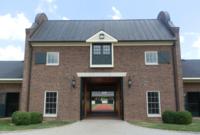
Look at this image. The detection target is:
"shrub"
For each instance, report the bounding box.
[162,110,192,125]
[12,111,31,125]
[30,112,43,124]
[162,111,176,124]
[174,111,192,125]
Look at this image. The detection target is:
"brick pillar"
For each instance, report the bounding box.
[19,13,48,112]
[20,29,32,111]
[172,27,184,111]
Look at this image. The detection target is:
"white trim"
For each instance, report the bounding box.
[182,77,200,82]
[43,91,58,117]
[146,91,161,117]
[113,41,173,46]
[86,31,118,43]
[77,72,127,77]
[90,43,114,68]
[145,51,158,65]
[31,41,173,47]
[0,78,22,81]
[0,78,23,83]
[46,52,59,66]
[183,77,200,80]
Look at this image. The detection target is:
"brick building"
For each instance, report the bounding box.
[0,11,199,121]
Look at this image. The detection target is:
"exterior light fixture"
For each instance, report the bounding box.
[128,77,132,88]
[71,76,76,88]
[99,33,105,39]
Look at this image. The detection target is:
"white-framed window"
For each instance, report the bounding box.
[90,43,113,68]
[44,91,58,117]
[146,91,161,117]
[145,51,158,65]
[46,52,59,65]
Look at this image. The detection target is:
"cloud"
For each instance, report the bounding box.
[184,32,200,36]
[0,45,24,60]
[111,6,122,20]
[192,37,200,48]
[62,16,69,20]
[192,36,200,57]
[180,35,184,43]
[0,13,31,41]
[35,0,58,14]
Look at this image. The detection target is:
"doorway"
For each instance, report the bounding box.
[0,92,19,117]
[185,92,200,116]
[80,77,124,120]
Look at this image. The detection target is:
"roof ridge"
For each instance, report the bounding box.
[47,19,158,21]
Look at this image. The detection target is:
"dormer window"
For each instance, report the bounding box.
[90,43,113,68]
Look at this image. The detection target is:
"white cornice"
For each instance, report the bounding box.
[183,77,200,83]
[86,31,118,43]
[77,72,127,77]
[0,78,23,83]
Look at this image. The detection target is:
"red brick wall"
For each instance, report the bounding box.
[183,83,200,93]
[0,83,21,93]
[28,45,177,121]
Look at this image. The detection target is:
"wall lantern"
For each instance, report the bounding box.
[71,76,76,88]
[128,77,132,88]
[99,33,105,39]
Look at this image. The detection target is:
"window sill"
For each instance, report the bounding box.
[90,64,114,68]
[43,114,57,117]
[46,63,59,66]
[145,63,159,66]
[147,114,161,117]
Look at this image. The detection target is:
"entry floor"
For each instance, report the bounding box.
[1,119,197,135]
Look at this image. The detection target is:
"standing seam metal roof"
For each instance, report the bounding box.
[182,60,200,78]
[0,61,23,78]
[30,19,176,42]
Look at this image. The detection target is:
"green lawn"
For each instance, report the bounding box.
[130,119,200,132]
[0,119,73,131]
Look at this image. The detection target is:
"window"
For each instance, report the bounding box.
[102,45,111,55]
[91,43,113,67]
[145,51,158,65]
[93,45,101,55]
[146,91,161,117]
[44,91,58,117]
[46,52,59,65]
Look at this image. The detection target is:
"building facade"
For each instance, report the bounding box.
[0,11,199,121]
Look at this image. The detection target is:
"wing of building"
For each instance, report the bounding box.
[0,11,199,120]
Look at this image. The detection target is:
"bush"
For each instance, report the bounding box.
[30,112,43,124]
[175,111,192,125]
[162,111,176,124]
[162,110,192,125]
[12,111,31,125]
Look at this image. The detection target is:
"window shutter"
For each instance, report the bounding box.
[158,51,171,64]
[35,52,46,64]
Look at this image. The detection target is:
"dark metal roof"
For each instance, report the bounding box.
[0,61,23,78]
[30,19,176,42]
[182,60,200,78]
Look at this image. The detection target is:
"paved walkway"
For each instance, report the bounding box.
[0,119,199,135]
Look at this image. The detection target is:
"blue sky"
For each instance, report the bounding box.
[0,0,200,60]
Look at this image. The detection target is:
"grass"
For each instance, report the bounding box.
[130,119,200,132]
[0,119,73,131]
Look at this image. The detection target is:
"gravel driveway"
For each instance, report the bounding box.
[0,119,199,135]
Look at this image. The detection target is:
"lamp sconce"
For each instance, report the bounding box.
[128,76,132,88]
[71,76,76,88]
